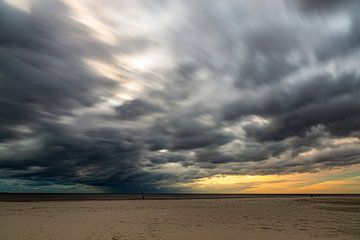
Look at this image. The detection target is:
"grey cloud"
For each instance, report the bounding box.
[170,120,233,150]
[296,0,355,12]
[1,0,360,192]
[0,0,115,126]
[0,1,158,191]
[115,99,163,120]
[229,72,360,141]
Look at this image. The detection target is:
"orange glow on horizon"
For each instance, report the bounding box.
[178,165,360,194]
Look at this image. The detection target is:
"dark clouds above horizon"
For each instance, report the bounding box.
[0,0,360,192]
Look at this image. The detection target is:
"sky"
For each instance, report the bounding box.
[0,0,360,193]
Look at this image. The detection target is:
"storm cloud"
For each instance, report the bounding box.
[0,0,359,192]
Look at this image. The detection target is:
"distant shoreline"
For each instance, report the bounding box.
[1,193,359,202]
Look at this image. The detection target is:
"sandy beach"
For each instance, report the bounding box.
[0,197,359,240]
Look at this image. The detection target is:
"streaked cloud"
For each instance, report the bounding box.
[0,0,359,192]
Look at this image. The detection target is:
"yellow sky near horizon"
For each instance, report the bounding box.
[179,165,360,194]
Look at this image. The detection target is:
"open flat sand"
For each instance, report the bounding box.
[0,197,359,240]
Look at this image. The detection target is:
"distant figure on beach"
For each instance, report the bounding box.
[142,195,145,200]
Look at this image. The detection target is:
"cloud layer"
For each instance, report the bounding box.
[0,0,360,192]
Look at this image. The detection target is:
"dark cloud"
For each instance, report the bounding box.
[170,120,233,150]
[228,72,360,141]
[115,99,163,120]
[0,0,153,191]
[0,0,359,192]
[0,123,162,192]
[0,0,115,126]
[296,0,356,12]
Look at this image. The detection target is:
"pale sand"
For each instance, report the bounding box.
[0,197,359,240]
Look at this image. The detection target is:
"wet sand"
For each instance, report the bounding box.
[0,197,359,240]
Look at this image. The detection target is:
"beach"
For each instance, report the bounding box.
[0,196,359,240]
